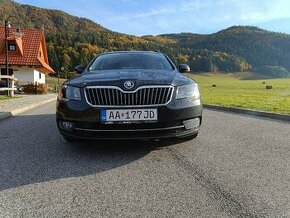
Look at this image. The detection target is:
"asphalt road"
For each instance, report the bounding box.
[0,101,290,217]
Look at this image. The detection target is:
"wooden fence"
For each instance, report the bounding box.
[0,75,17,97]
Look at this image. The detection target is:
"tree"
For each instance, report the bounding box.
[47,44,60,72]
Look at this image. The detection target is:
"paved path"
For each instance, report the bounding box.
[0,94,56,120]
[0,94,56,113]
[0,101,290,217]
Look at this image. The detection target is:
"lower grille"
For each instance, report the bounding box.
[85,86,174,107]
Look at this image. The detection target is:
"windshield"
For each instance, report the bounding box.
[89,53,174,71]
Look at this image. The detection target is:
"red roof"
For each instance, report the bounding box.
[0,27,54,73]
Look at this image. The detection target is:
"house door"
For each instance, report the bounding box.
[9,68,13,76]
[1,68,13,80]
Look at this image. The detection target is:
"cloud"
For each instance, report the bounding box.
[234,0,290,23]
[180,0,220,12]
[134,8,175,18]
[15,0,290,35]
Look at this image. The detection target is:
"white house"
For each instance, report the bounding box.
[0,27,54,85]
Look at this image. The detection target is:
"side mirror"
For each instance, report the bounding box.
[74,65,85,74]
[178,64,190,73]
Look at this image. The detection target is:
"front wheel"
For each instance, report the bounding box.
[62,135,78,142]
[184,132,198,140]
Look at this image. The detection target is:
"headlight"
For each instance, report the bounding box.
[176,84,200,100]
[58,85,81,101]
[66,86,81,100]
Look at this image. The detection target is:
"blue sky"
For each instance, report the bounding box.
[15,0,290,35]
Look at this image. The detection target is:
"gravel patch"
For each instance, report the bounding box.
[0,94,57,113]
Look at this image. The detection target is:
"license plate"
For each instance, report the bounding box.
[101,109,158,123]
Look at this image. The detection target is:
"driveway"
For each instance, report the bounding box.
[0,101,289,217]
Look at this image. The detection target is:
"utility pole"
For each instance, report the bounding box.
[4,19,10,96]
[4,15,22,97]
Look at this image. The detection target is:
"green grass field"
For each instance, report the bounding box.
[186,73,290,114]
[0,95,14,101]
[46,76,67,93]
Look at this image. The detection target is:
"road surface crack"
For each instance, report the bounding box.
[166,146,276,218]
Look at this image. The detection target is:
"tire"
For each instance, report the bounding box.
[62,135,78,142]
[184,132,198,140]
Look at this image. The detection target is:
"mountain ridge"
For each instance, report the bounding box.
[1,0,290,77]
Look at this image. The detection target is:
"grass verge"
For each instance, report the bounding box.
[46,76,67,93]
[0,95,20,101]
[186,73,290,114]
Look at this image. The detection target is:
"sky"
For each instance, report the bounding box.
[15,0,290,36]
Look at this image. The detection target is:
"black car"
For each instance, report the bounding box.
[56,51,202,141]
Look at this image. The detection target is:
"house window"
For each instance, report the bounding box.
[39,51,42,57]
[1,68,13,75]
[1,69,5,81]
[8,43,16,51]
[39,72,42,79]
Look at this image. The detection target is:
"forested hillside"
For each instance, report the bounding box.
[158,26,290,77]
[1,0,290,77]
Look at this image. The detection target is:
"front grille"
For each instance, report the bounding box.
[84,86,174,107]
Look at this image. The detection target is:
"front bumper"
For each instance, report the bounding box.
[56,97,202,140]
[59,125,199,140]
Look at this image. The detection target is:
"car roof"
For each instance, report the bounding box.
[99,51,163,56]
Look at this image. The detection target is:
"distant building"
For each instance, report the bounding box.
[0,27,54,84]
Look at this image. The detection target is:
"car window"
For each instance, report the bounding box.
[89,53,174,71]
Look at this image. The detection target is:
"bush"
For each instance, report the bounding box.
[255,66,290,78]
[23,83,47,94]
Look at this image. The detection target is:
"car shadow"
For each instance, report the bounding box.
[0,113,180,191]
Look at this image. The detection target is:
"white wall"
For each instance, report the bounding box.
[13,67,34,85]
[33,70,46,84]
[2,67,46,85]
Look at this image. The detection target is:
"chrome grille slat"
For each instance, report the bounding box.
[104,89,108,105]
[107,89,111,105]
[125,92,127,105]
[157,88,162,102]
[116,89,119,105]
[111,89,115,105]
[141,88,145,105]
[127,93,130,105]
[120,90,123,105]
[136,89,139,105]
[91,89,97,105]
[93,89,98,105]
[94,89,100,104]
[132,92,135,105]
[165,87,171,102]
[147,89,150,105]
[138,89,142,105]
[159,88,163,103]
[99,89,104,105]
[86,89,92,105]
[154,89,157,104]
[150,88,154,105]
[85,86,173,107]
[162,88,167,102]
[143,88,146,105]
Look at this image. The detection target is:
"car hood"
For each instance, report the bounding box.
[67,69,191,89]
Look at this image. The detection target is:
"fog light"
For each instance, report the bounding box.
[59,121,75,131]
[183,118,200,130]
